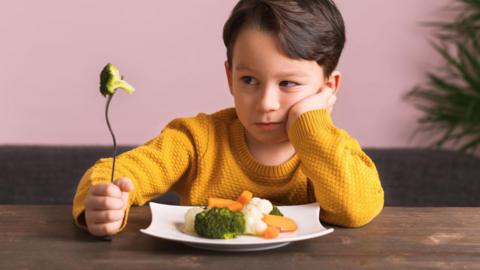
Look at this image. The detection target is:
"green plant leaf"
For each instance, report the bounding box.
[432,42,480,91]
[459,136,480,152]
[407,0,480,154]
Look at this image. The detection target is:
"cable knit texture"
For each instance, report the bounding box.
[72,107,384,230]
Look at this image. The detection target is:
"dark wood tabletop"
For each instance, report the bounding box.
[1,205,479,270]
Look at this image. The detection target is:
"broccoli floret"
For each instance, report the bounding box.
[194,207,245,239]
[269,205,283,216]
[100,63,135,96]
[98,63,136,183]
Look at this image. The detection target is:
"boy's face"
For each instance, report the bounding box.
[225,27,334,145]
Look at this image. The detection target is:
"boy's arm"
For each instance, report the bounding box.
[287,109,384,228]
[72,118,201,231]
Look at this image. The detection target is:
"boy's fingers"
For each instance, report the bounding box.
[320,86,334,96]
[328,103,335,113]
[90,183,122,198]
[326,94,336,113]
[86,209,125,224]
[87,221,122,237]
[85,196,124,210]
[121,191,130,205]
[328,95,337,106]
[113,178,134,193]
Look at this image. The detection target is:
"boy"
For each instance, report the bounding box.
[73,0,384,237]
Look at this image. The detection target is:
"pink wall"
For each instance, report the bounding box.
[1,0,451,147]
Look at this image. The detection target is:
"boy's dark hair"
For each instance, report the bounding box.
[223,0,346,78]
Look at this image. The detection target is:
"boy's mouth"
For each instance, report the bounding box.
[254,122,282,131]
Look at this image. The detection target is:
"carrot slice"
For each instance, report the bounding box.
[263,225,280,239]
[227,201,244,212]
[263,214,297,232]
[237,190,253,205]
[208,198,243,212]
[208,198,236,208]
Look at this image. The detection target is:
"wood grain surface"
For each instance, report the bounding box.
[0,206,479,270]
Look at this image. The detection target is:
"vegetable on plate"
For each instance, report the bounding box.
[183,191,297,240]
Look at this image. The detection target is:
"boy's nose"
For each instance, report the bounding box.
[256,85,281,113]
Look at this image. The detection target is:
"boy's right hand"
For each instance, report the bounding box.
[84,177,134,237]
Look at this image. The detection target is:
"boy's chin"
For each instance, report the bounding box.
[248,131,290,145]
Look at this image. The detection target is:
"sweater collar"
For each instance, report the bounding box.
[229,118,300,180]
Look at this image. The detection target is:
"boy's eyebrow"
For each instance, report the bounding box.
[235,65,309,78]
[235,65,255,72]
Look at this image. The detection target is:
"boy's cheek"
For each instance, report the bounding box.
[285,90,310,104]
[284,92,311,110]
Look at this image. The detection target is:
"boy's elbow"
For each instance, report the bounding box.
[323,195,384,228]
[342,197,384,228]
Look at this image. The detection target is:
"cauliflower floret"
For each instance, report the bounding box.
[183,207,204,234]
[241,197,273,235]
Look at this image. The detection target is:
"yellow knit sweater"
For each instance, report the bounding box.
[72,108,384,230]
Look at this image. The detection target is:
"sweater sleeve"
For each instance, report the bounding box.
[72,117,203,231]
[287,109,384,227]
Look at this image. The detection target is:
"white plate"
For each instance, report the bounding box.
[140,202,334,252]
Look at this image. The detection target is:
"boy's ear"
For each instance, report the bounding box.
[324,70,341,94]
[224,61,233,95]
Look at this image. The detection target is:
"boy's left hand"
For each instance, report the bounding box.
[286,87,337,131]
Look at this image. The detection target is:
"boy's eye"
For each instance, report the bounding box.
[279,81,298,88]
[240,76,259,85]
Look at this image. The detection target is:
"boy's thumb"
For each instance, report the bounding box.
[113,177,134,193]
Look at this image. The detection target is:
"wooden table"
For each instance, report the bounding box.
[1,206,479,270]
